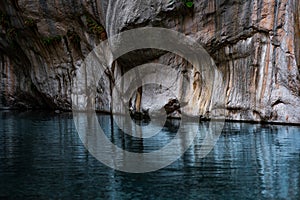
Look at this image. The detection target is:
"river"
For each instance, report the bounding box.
[0,111,299,199]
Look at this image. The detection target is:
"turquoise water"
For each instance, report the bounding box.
[0,111,300,199]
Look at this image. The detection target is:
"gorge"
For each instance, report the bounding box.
[1,0,300,123]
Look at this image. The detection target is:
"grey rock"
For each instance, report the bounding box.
[0,0,299,123]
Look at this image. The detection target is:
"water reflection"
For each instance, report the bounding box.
[74,112,202,173]
[0,111,299,199]
[202,123,300,199]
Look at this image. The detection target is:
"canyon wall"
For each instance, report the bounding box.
[0,0,300,123]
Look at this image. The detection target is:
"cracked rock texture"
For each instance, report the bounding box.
[0,0,300,123]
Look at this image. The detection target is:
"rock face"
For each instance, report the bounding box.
[0,0,300,123]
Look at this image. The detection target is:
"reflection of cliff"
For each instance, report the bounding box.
[1,0,300,123]
[197,123,300,199]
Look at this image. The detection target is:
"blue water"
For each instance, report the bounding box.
[0,111,300,199]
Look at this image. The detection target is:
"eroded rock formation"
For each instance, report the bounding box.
[0,0,300,123]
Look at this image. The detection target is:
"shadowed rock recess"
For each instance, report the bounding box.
[0,0,300,123]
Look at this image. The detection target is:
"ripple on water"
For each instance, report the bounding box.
[0,111,300,199]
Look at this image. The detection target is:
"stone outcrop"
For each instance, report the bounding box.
[0,0,300,123]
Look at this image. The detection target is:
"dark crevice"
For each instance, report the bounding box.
[271,99,285,107]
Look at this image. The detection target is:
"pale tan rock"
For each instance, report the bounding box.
[0,0,299,123]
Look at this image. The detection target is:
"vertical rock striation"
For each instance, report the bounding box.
[0,0,299,123]
[0,0,108,110]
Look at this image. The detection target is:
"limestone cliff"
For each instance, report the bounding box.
[0,0,300,123]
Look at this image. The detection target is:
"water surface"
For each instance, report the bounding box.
[0,111,299,199]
